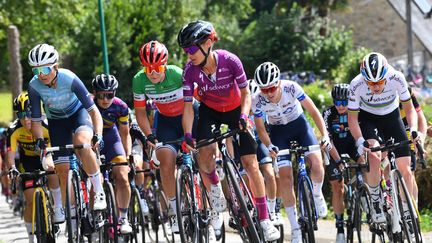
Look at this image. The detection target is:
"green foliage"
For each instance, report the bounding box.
[303,81,332,111]
[0,92,13,124]
[330,46,371,84]
[236,3,354,79]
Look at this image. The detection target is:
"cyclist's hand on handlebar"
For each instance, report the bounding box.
[356,137,370,155]
[146,134,157,148]
[9,166,19,177]
[92,134,104,150]
[320,135,332,151]
[181,133,195,153]
[239,113,253,131]
[35,138,47,153]
[268,144,279,159]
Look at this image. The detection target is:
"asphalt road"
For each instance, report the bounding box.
[1,193,431,243]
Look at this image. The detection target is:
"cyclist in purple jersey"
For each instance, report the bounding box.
[92,74,133,234]
[178,20,280,241]
[27,44,106,217]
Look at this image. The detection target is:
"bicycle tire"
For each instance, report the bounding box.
[225,161,260,243]
[65,170,82,243]
[34,190,48,243]
[176,166,196,243]
[103,182,118,243]
[156,189,174,243]
[393,170,423,243]
[298,176,316,243]
[128,187,146,243]
[196,172,209,243]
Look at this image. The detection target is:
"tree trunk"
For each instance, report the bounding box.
[7,25,22,119]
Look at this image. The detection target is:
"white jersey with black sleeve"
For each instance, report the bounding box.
[347,65,411,115]
[252,80,306,125]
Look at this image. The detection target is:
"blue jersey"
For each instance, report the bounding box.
[28,69,96,120]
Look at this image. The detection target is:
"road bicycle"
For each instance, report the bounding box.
[278,141,319,243]
[370,139,423,243]
[17,169,58,242]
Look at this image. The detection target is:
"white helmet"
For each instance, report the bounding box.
[254,62,280,88]
[360,52,388,82]
[248,79,260,96]
[28,43,59,67]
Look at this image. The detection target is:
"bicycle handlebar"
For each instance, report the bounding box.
[195,129,239,149]
[45,144,92,152]
[369,140,411,153]
[278,144,321,156]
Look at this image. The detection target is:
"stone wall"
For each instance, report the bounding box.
[331,0,428,59]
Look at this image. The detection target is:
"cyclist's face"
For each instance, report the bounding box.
[34,64,58,85]
[19,116,31,130]
[95,91,115,109]
[335,103,348,114]
[187,40,210,66]
[262,85,281,103]
[366,80,385,94]
[145,71,165,84]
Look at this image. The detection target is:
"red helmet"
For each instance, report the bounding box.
[139,41,168,68]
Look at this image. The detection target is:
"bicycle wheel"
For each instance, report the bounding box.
[298,176,316,243]
[393,170,422,243]
[65,170,82,243]
[176,166,196,243]
[34,190,48,243]
[196,172,209,243]
[128,187,146,243]
[155,189,174,243]
[225,161,260,243]
[102,182,118,243]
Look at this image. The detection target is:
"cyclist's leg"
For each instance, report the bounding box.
[327,157,345,237]
[257,141,277,215]
[71,108,106,209]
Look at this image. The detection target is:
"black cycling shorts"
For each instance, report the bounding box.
[19,155,44,190]
[197,103,257,156]
[327,138,358,181]
[359,108,410,158]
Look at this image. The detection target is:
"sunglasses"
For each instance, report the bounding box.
[334,100,348,107]
[32,65,54,76]
[183,45,200,55]
[143,65,166,74]
[260,85,278,94]
[366,79,386,86]
[96,92,115,100]
[17,111,31,119]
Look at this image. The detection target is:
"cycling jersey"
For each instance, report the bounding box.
[399,88,421,126]
[348,66,411,115]
[28,68,96,120]
[7,119,50,157]
[182,50,247,112]
[252,80,306,125]
[133,65,184,117]
[322,106,353,142]
[96,97,129,129]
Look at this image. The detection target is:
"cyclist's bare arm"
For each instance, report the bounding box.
[119,122,132,157]
[347,111,362,142]
[329,140,341,161]
[254,117,271,147]
[301,96,329,138]
[182,101,194,135]
[88,108,103,136]
[240,87,251,116]
[136,106,152,136]
[31,121,44,139]
[6,151,15,170]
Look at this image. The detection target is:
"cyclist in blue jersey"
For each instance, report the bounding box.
[92,74,133,234]
[27,44,106,218]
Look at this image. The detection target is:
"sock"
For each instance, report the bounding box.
[312,181,323,197]
[70,205,76,217]
[119,208,128,219]
[335,213,344,233]
[369,185,381,202]
[275,197,282,213]
[256,196,269,221]
[206,169,220,184]
[88,171,103,194]
[25,222,35,243]
[51,187,62,208]
[169,197,177,216]
[267,197,276,214]
[286,206,300,229]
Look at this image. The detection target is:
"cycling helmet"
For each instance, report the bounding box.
[360,52,388,82]
[92,74,119,92]
[139,41,168,67]
[248,79,260,96]
[177,20,217,48]
[331,83,350,100]
[28,43,59,67]
[13,92,30,112]
[254,62,280,88]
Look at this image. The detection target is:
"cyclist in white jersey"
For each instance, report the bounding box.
[347,52,418,223]
[252,62,330,243]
